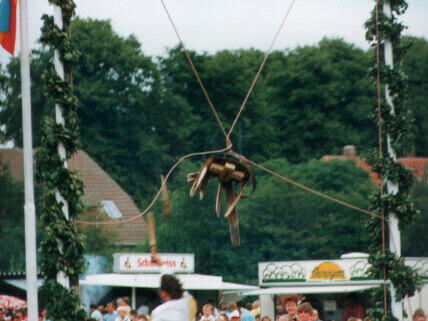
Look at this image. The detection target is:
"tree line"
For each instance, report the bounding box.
[0,18,426,280]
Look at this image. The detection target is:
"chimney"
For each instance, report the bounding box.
[343,145,357,158]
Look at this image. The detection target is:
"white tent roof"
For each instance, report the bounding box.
[80,273,258,292]
[221,282,258,292]
[3,279,44,290]
[245,284,378,296]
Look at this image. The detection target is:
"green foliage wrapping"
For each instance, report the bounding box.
[36,0,86,319]
[368,252,421,299]
[364,0,421,319]
[40,16,80,66]
[366,287,398,321]
[47,0,76,25]
[39,281,86,321]
[38,193,85,282]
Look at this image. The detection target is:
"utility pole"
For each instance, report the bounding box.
[383,1,403,319]
[19,0,39,319]
[53,4,70,290]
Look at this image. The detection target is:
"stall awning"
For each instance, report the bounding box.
[3,279,44,291]
[245,284,378,296]
[221,282,258,292]
[80,273,258,292]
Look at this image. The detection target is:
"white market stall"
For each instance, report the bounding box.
[79,253,258,309]
[245,253,428,321]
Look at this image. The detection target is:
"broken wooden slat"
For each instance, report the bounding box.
[215,179,223,217]
[224,181,240,247]
[210,163,245,181]
[160,175,171,218]
[187,172,199,182]
[224,179,250,218]
[146,212,161,264]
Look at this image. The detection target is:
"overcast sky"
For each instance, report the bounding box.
[1,0,428,62]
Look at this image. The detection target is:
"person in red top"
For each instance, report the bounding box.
[343,296,365,321]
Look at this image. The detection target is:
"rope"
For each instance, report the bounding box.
[227,0,298,138]
[406,295,414,321]
[228,151,385,220]
[75,146,231,226]
[76,146,385,226]
[375,0,388,314]
[159,0,229,143]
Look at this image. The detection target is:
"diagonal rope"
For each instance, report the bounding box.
[227,0,298,138]
[229,150,385,220]
[75,145,231,226]
[77,145,386,226]
[159,0,229,143]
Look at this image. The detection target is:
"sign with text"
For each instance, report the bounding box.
[258,257,428,286]
[114,253,194,274]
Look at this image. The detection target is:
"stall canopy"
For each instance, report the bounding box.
[80,273,258,292]
[244,284,378,296]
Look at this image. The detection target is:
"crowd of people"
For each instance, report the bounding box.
[88,297,150,321]
[22,274,417,321]
[0,308,27,321]
[84,275,427,321]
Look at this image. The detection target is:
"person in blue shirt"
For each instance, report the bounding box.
[239,302,256,321]
[90,304,102,321]
[102,303,118,321]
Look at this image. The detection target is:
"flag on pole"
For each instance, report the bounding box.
[0,0,17,55]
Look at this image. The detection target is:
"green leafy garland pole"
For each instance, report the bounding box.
[364,1,421,320]
[36,1,86,320]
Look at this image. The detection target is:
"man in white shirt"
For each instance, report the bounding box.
[151,274,196,321]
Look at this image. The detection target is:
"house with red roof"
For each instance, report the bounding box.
[0,148,147,246]
[322,145,428,183]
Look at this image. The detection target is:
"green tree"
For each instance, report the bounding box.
[264,38,377,162]
[0,160,25,271]
[402,181,428,256]
[2,33,427,207]
[0,18,196,205]
[159,47,278,159]
[0,53,50,147]
[402,37,428,156]
[71,18,200,204]
[79,205,118,255]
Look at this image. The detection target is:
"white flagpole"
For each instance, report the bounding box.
[19,0,39,319]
